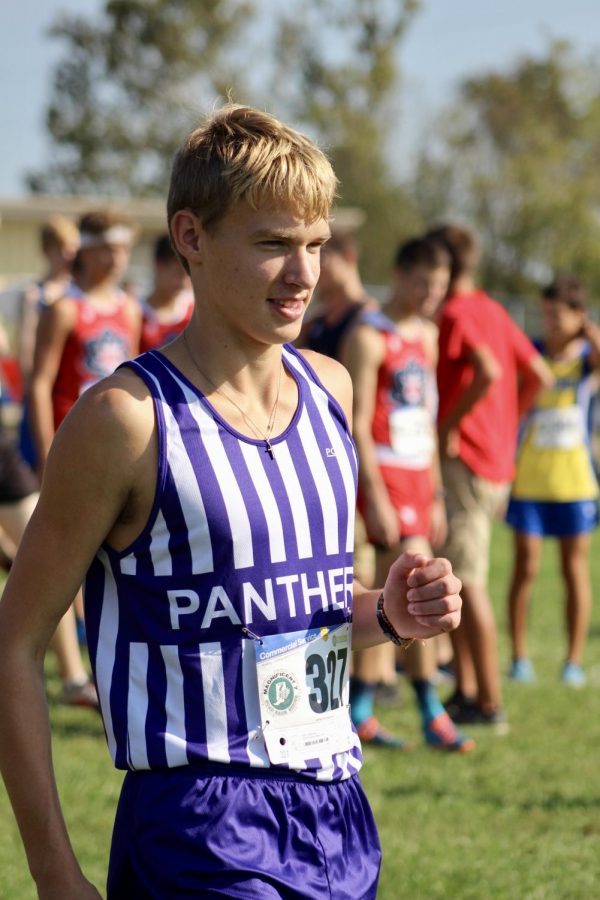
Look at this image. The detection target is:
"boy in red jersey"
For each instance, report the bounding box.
[29,209,141,474]
[343,237,474,751]
[28,209,141,651]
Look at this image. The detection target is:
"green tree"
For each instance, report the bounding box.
[411,41,600,298]
[31,0,425,283]
[268,0,423,283]
[28,0,254,197]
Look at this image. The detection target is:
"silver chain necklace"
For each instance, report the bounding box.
[183,330,282,459]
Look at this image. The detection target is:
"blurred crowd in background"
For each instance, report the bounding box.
[0,202,598,753]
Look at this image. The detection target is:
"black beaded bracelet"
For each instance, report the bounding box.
[376,592,415,649]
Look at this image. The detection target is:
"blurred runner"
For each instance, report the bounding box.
[139,234,193,352]
[506,275,600,687]
[343,236,474,751]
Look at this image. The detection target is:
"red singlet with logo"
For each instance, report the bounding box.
[52,287,136,428]
[139,292,194,353]
[363,312,437,538]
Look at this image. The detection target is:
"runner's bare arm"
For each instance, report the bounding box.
[429,433,448,548]
[17,283,42,375]
[416,321,448,546]
[517,351,554,417]
[341,324,401,548]
[0,369,155,899]
[438,344,501,457]
[422,319,439,369]
[29,298,77,472]
[125,293,143,356]
[583,319,600,370]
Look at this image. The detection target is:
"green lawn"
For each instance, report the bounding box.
[1,522,599,898]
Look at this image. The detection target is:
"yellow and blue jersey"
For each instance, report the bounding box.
[512,342,598,502]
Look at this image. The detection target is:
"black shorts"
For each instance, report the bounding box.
[0,432,38,502]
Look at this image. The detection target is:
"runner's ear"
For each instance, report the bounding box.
[170,210,204,268]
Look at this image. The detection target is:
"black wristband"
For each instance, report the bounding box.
[376,593,415,649]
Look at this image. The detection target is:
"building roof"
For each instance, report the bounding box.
[0,194,364,232]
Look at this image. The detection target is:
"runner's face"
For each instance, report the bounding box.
[46,241,79,272]
[80,241,131,285]
[541,298,585,341]
[155,258,190,297]
[393,264,449,317]
[317,246,352,298]
[197,201,331,345]
[421,265,450,320]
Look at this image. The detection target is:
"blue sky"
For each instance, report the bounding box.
[1,0,599,196]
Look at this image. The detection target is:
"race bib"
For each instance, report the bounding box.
[533,407,584,450]
[389,407,435,467]
[255,622,353,767]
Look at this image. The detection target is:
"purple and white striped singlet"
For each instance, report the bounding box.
[84,344,363,782]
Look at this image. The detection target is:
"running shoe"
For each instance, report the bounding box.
[561,662,586,688]
[443,689,477,721]
[356,716,413,749]
[508,657,536,683]
[451,704,510,735]
[424,712,476,753]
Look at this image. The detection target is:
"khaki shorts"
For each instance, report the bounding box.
[440,457,509,586]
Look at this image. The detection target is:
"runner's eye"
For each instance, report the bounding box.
[259,240,286,249]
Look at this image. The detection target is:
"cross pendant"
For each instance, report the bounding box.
[265,439,274,459]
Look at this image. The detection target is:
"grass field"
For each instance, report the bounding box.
[1,521,599,898]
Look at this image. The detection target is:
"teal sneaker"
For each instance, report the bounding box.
[561,662,586,688]
[508,658,536,683]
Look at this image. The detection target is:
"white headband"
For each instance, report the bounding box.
[79,226,133,248]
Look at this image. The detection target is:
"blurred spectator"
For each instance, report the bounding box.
[29,208,141,474]
[18,216,80,377]
[299,234,403,744]
[342,236,474,751]
[28,208,141,644]
[140,234,193,352]
[0,317,96,708]
[299,232,375,358]
[506,275,600,687]
[18,216,80,468]
[428,223,553,732]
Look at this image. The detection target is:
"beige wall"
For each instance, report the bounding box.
[0,194,170,291]
[0,221,42,286]
[0,194,364,291]
[0,224,162,289]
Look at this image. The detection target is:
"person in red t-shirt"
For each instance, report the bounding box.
[428,224,553,731]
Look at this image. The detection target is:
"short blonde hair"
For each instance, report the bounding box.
[40,215,79,253]
[167,105,337,256]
